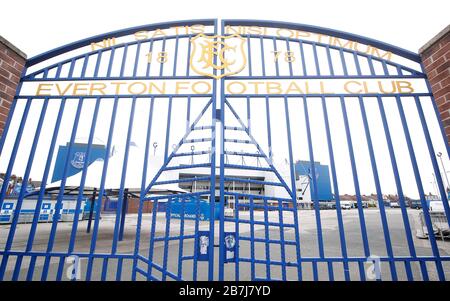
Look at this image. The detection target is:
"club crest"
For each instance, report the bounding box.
[190,33,247,79]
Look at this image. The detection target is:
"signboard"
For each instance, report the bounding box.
[295,160,333,201]
[51,143,106,183]
[196,230,210,261]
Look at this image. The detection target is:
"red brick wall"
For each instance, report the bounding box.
[420,27,450,143]
[0,37,26,137]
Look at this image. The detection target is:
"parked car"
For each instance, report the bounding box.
[410,200,422,209]
[340,201,352,210]
[390,201,400,208]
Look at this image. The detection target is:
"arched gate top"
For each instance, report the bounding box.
[26,18,421,68]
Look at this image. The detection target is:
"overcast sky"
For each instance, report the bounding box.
[1,0,449,58]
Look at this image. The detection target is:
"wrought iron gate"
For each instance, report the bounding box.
[0,19,449,281]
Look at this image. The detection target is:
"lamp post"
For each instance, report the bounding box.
[437,152,450,192]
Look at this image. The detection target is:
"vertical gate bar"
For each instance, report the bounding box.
[0,98,31,212]
[192,195,200,281]
[119,45,128,77]
[24,98,66,281]
[358,96,398,280]
[163,97,172,163]
[283,96,302,280]
[325,46,335,76]
[186,96,191,132]
[106,47,116,77]
[265,97,273,160]
[367,57,375,76]
[381,59,389,75]
[250,196,256,280]
[327,261,334,281]
[146,199,159,280]
[272,37,280,76]
[353,53,362,76]
[419,261,429,281]
[85,96,119,281]
[277,199,287,281]
[93,50,103,77]
[186,36,191,76]
[80,54,89,77]
[146,40,154,77]
[67,97,101,255]
[172,36,179,76]
[298,40,307,76]
[41,97,84,281]
[2,98,48,279]
[395,95,445,280]
[340,96,371,258]
[247,34,252,76]
[414,96,450,227]
[312,43,321,75]
[321,96,350,281]
[376,95,418,281]
[56,257,65,281]
[235,195,240,281]
[246,97,251,134]
[217,82,224,280]
[279,96,300,280]
[54,63,62,78]
[215,19,222,281]
[132,42,141,77]
[101,258,108,281]
[302,96,325,259]
[312,261,318,281]
[116,258,123,281]
[339,49,348,76]
[260,37,266,76]
[263,198,271,280]
[12,255,22,281]
[358,261,366,281]
[67,58,76,78]
[420,62,450,159]
[285,38,294,76]
[112,96,137,253]
[162,197,172,281]
[132,97,154,281]
[177,197,186,279]
[159,37,166,76]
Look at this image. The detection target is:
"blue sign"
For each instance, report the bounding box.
[223,232,237,263]
[196,230,210,261]
[169,196,220,221]
[51,143,106,183]
[295,160,333,201]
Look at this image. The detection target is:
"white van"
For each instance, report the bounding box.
[429,201,449,212]
[340,201,353,210]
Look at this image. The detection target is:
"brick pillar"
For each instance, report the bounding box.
[419,25,450,144]
[0,35,27,137]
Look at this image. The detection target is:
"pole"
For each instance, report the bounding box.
[119,188,129,241]
[86,187,97,233]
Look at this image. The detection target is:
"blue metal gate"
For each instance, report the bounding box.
[0,19,449,281]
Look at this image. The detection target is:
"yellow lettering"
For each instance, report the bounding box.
[36,83,52,96]
[344,81,362,94]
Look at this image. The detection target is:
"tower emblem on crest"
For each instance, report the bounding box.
[190,34,247,79]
